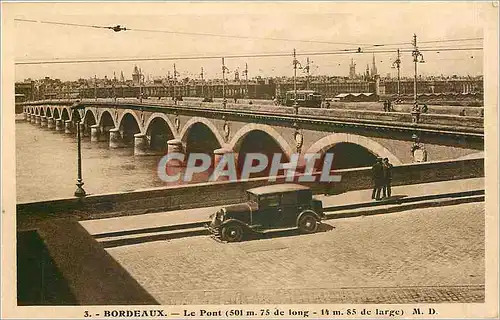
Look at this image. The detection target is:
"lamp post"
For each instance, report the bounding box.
[392,48,401,102]
[292,48,302,114]
[411,34,425,123]
[222,57,229,109]
[244,63,249,99]
[94,75,97,101]
[138,68,145,103]
[72,104,86,197]
[173,64,179,102]
[412,34,425,104]
[304,57,311,90]
[200,67,205,97]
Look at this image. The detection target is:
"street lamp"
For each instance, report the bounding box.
[94,75,98,101]
[71,103,86,197]
[222,57,230,109]
[292,48,302,114]
[412,34,425,105]
[392,48,401,102]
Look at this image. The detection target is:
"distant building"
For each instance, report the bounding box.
[349,59,356,79]
[15,81,35,102]
[132,66,141,85]
[371,54,378,77]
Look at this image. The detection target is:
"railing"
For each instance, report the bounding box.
[17,157,484,227]
[19,98,484,135]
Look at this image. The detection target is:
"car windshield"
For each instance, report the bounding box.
[246,191,258,203]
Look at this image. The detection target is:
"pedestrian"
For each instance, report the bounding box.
[382,158,393,199]
[387,100,392,112]
[421,104,428,113]
[412,103,420,113]
[234,97,238,103]
[325,100,330,109]
[383,100,388,112]
[371,158,384,201]
[459,108,466,116]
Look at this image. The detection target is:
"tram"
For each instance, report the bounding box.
[284,90,323,108]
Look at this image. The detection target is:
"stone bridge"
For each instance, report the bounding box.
[21,99,484,170]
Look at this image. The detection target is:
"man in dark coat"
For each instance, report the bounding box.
[382,158,393,198]
[371,158,384,200]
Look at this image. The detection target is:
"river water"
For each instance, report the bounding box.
[16,122,210,203]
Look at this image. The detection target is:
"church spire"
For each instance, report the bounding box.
[371,53,378,77]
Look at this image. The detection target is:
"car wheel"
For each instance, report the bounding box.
[221,223,244,242]
[298,213,319,234]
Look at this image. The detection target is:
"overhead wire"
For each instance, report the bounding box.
[14,18,483,49]
[14,18,115,30]
[15,47,484,65]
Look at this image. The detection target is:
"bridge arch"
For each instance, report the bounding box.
[46,108,52,118]
[98,108,118,128]
[229,123,294,159]
[82,109,97,137]
[53,108,60,119]
[180,118,224,160]
[180,117,225,147]
[117,111,143,133]
[144,113,177,152]
[118,111,142,146]
[305,133,402,167]
[40,107,45,116]
[61,108,70,121]
[229,124,294,177]
[144,113,177,139]
[98,110,116,141]
[83,109,97,124]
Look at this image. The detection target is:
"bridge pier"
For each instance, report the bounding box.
[167,139,184,166]
[90,125,100,143]
[212,148,238,181]
[109,128,122,149]
[47,117,55,129]
[81,124,90,138]
[40,116,47,127]
[99,125,112,142]
[34,115,41,125]
[134,133,149,156]
[64,120,73,134]
[24,112,28,121]
[55,119,64,131]
[26,113,31,122]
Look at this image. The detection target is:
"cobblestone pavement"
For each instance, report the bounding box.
[106,202,485,304]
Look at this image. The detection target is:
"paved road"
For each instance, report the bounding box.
[105,202,484,304]
[80,177,484,236]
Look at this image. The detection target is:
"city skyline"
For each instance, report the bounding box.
[11,2,484,82]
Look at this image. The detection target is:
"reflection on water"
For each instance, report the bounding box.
[16,122,210,203]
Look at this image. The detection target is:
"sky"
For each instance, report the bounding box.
[6,2,489,82]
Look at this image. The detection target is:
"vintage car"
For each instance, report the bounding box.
[207,184,324,242]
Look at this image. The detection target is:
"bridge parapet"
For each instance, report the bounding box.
[20,99,484,133]
[17,157,484,229]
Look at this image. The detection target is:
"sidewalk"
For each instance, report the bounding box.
[80,177,484,236]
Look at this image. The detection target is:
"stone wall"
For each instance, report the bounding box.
[17,158,484,225]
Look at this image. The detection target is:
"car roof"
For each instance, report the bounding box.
[247,184,311,196]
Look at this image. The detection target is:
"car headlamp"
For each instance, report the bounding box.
[217,209,225,221]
